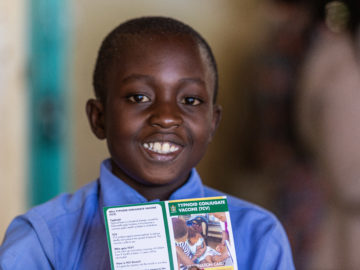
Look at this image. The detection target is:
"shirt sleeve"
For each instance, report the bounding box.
[255,220,295,270]
[0,216,53,270]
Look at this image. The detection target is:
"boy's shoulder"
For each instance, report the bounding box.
[0,180,101,269]
[24,179,100,224]
[203,185,281,229]
[203,185,271,212]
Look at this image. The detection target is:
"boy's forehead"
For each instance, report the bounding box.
[107,33,216,95]
[117,33,199,57]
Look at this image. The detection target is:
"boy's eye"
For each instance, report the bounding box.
[127,94,150,103]
[181,96,203,106]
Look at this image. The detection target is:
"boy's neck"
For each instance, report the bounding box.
[110,160,189,201]
[133,184,177,201]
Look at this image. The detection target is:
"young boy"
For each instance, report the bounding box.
[0,16,294,269]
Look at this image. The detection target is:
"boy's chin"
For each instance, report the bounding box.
[110,159,191,189]
[112,163,190,187]
[135,173,188,187]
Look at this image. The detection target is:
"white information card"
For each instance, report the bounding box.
[104,197,238,270]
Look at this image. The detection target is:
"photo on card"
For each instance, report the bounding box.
[168,198,236,270]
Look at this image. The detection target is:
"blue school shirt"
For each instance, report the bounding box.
[0,159,295,269]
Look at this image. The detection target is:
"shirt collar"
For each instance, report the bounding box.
[99,159,205,207]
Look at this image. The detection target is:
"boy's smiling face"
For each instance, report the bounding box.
[87,33,221,195]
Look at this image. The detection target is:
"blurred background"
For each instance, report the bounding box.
[1,0,360,269]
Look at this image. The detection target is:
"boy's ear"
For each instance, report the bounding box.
[209,104,222,142]
[86,99,106,140]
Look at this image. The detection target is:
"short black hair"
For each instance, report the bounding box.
[93,16,219,103]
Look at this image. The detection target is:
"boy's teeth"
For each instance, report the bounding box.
[153,142,160,152]
[162,142,170,153]
[143,142,179,154]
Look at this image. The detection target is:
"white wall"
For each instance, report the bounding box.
[0,0,26,239]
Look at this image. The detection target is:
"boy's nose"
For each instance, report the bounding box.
[148,102,183,129]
